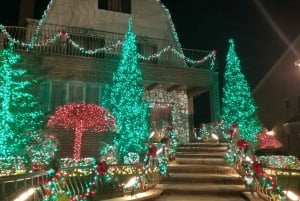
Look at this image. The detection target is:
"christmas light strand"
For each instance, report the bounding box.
[0,25,216,69]
[0,0,217,70]
[157,0,184,56]
[30,0,54,46]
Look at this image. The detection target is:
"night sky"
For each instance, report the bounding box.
[1,0,300,89]
[161,0,300,89]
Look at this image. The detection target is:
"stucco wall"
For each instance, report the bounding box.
[41,0,173,41]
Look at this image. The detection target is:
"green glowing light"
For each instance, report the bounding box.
[221,39,262,143]
[102,19,149,162]
[0,44,44,158]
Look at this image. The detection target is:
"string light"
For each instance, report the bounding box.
[157,0,184,56]
[258,155,300,170]
[0,24,216,69]
[29,0,54,46]
[47,103,116,159]
[124,152,140,164]
[99,144,117,164]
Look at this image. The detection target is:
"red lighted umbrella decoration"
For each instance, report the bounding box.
[47,103,116,159]
[257,132,282,150]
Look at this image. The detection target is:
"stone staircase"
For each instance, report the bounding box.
[151,142,249,201]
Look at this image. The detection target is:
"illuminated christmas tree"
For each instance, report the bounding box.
[102,19,149,162]
[0,44,44,158]
[221,39,262,143]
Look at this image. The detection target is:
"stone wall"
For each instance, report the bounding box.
[144,89,190,144]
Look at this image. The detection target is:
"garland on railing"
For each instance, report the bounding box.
[59,157,96,168]
[258,155,300,170]
[0,0,217,70]
[194,121,299,201]
[0,156,28,176]
[38,159,161,201]
[191,119,226,142]
[144,131,176,176]
[38,120,177,201]
[223,123,288,201]
[0,26,216,69]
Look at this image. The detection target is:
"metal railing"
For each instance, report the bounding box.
[2,163,161,201]
[264,167,300,195]
[0,170,49,201]
[195,122,300,201]
[0,24,216,70]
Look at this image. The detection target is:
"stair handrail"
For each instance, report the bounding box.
[223,126,293,201]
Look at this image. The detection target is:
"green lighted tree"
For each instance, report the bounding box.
[102,19,149,162]
[221,39,262,143]
[0,45,44,158]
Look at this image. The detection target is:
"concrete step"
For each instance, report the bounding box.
[161,173,243,185]
[168,164,237,174]
[149,194,247,201]
[242,192,266,201]
[100,188,163,201]
[176,146,228,152]
[175,152,226,158]
[155,183,246,196]
[175,157,227,165]
[179,142,228,148]
[144,142,248,201]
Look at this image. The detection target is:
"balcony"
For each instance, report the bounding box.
[0,24,216,70]
[0,24,219,97]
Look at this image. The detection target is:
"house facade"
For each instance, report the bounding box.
[0,0,220,157]
[253,35,300,158]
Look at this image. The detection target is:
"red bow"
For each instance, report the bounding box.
[147,145,157,158]
[96,160,108,176]
[252,161,263,178]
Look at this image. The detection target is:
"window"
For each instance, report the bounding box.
[47,81,102,113]
[68,82,101,104]
[86,83,100,104]
[38,81,50,113]
[98,0,131,13]
[69,83,84,102]
[51,80,66,111]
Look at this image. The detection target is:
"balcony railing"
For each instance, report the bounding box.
[0,24,216,70]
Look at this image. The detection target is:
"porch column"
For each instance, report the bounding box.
[209,72,220,122]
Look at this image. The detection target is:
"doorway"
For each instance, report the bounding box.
[193,91,211,128]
